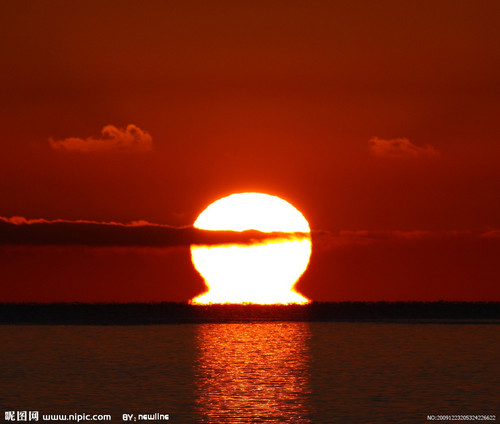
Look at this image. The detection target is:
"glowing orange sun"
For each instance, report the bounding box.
[190,192,311,304]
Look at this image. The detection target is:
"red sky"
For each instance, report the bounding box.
[0,0,498,302]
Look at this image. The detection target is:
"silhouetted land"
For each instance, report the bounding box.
[0,302,499,324]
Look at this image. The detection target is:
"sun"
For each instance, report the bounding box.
[190,193,311,304]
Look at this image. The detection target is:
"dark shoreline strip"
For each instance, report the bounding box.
[0,302,499,325]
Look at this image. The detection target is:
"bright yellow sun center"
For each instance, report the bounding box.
[190,192,311,304]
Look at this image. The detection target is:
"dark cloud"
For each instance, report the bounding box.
[49,124,153,152]
[311,229,487,250]
[482,230,500,238]
[0,216,307,247]
[3,217,494,250]
[369,137,439,158]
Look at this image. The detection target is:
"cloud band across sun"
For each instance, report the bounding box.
[0,217,307,248]
[1,216,496,249]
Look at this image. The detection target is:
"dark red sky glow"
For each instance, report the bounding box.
[0,0,498,302]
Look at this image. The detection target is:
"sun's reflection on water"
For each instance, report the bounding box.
[194,322,311,423]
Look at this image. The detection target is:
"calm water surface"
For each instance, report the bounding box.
[1,323,498,423]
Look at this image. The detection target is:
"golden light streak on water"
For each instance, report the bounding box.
[194,322,312,423]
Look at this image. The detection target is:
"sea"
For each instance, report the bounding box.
[1,322,498,423]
